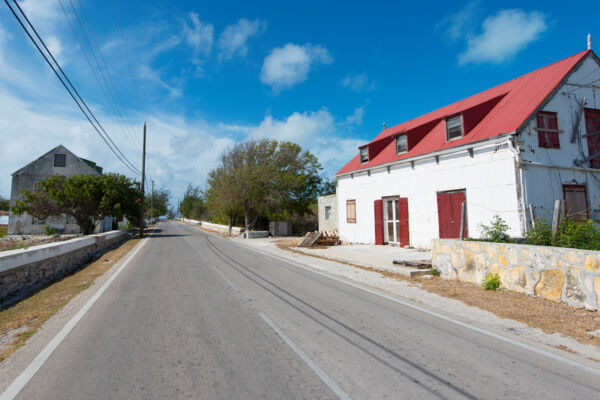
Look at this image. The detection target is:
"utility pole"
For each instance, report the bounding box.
[151,180,155,224]
[139,122,146,237]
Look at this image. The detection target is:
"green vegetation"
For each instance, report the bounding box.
[430,267,441,277]
[482,272,501,290]
[475,215,600,251]
[145,186,170,219]
[479,214,511,243]
[12,173,141,235]
[179,184,206,220]
[0,226,7,237]
[206,139,322,232]
[44,224,56,236]
[0,196,9,211]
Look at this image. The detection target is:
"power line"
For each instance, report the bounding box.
[57,0,139,153]
[65,0,141,150]
[111,0,143,112]
[74,0,142,148]
[4,0,141,175]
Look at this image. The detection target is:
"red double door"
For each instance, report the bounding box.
[374,197,409,247]
[437,190,467,239]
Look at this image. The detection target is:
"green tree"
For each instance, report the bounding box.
[0,196,9,211]
[319,178,337,196]
[179,184,205,220]
[145,186,170,218]
[206,139,322,231]
[12,173,140,235]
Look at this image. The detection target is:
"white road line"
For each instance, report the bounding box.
[259,312,352,400]
[216,234,600,378]
[0,229,154,400]
[211,265,237,290]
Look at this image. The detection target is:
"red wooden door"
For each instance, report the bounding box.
[374,199,384,245]
[437,190,467,238]
[585,109,600,168]
[398,198,409,247]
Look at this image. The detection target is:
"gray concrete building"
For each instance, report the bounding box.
[8,145,103,235]
[318,194,338,233]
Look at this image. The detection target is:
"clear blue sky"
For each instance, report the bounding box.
[0,0,597,202]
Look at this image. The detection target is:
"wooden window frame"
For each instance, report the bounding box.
[537,111,560,149]
[445,114,464,141]
[563,184,589,221]
[346,199,357,223]
[395,134,408,155]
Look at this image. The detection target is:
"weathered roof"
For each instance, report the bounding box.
[337,49,593,175]
[11,145,102,176]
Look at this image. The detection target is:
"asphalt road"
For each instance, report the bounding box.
[7,221,600,399]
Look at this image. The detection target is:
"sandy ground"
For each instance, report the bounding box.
[229,236,600,362]
[0,235,77,252]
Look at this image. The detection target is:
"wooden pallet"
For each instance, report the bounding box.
[298,231,321,247]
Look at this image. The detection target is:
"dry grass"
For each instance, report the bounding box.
[0,236,141,362]
[277,242,600,349]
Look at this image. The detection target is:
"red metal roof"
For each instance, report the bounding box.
[337,50,592,175]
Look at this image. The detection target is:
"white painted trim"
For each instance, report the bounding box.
[337,133,514,178]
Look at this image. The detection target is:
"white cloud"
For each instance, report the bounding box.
[260,43,333,93]
[46,35,63,59]
[182,12,214,55]
[458,9,548,65]
[217,18,263,61]
[341,73,375,92]
[437,0,480,41]
[345,107,364,125]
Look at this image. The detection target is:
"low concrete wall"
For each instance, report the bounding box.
[0,230,130,304]
[179,218,244,235]
[242,231,269,239]
[432,239,600,310]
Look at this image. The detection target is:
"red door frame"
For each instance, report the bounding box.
[374,199,383,245]
[437,190,467,239]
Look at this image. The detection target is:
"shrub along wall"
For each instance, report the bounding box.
[432,239,600,310]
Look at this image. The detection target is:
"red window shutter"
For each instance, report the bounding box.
[374,200,383,245]
[585,109,600,168]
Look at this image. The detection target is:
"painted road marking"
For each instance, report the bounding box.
[0,230,154,400]
[202,228,600,378]
[259,312,352,400]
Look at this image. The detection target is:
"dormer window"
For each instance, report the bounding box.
[360,147,369,164]
[396,135,408,154]
[446,114,463,141]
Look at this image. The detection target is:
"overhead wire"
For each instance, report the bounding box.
[57,0,140,153]
[65,0,141,150]
[74,0,142,148]
[4,0,141,175]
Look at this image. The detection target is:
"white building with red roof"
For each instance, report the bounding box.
[335,48,600,248]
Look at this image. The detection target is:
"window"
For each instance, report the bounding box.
[346,200,356,223]
[32,216,45,225]
[396,135,408,154]
[537,112,560,149]
[325,206,332,220]
[359,147,369,164]
[585,109,600,168]
[563,185,588,221]
[54,153,66,167]
[446,114,463,141]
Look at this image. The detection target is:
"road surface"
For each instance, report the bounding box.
[4,221,600,399]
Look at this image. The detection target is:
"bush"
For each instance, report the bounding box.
[124,220,133,229]
[479,215,511,243]
[482,272,501,290]
[430,267,440,277]
[45,224,56,235]
[525,218,553,246]
[554,219,600,250]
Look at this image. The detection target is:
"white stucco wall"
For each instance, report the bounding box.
[337,140,521,248]
[518,55,600,224]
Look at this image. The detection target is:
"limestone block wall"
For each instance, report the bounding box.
[0,230,130,304]
[432,239,600,310]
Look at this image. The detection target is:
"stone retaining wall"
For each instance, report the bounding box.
[431,239,600,310]
[0,230,130,305]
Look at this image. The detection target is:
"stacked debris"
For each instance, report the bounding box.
[298,230,340,247]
